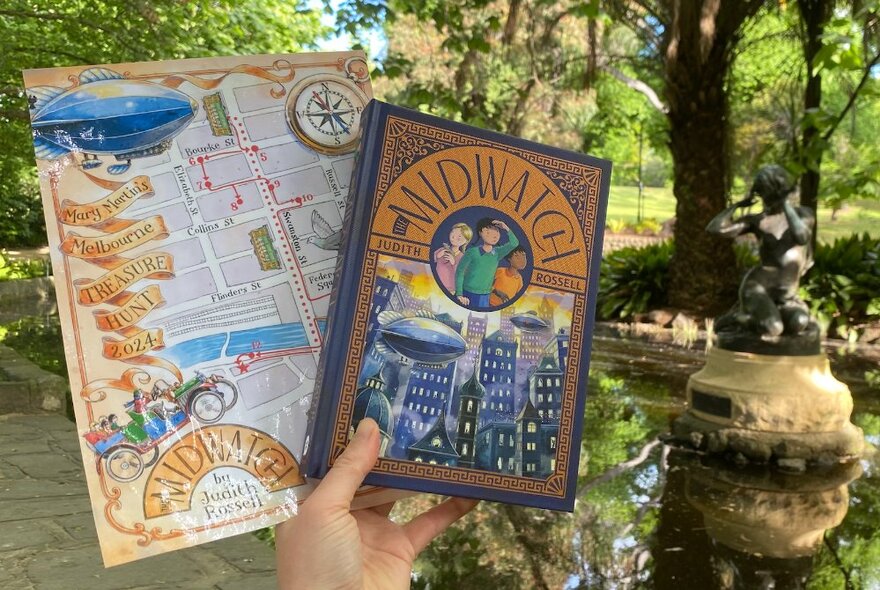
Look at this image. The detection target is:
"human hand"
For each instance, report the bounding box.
[458,295,470,306]
[493,220,510,232]
[275,419,479,590]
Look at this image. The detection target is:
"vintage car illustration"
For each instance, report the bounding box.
[82,372,238,482]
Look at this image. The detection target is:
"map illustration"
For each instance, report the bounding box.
[24,52,397,566]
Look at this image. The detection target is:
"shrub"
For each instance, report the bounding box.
[603,218,664,236]
[606,218,628,234]
[800,233,880,340]
[0,250,50,281]
[597,241,766,321]
[597,241,673,320]
[597,234,880,339]
[633,218,662,235]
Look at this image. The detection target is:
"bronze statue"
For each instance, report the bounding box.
[707,165,818,351]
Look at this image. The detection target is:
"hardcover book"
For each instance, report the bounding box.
[306,101,610,510]
[23,51,403,566]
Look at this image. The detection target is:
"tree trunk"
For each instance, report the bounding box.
[798,0,832,233]
[664,1,763,312]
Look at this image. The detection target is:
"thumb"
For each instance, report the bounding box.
[309,418,380,511]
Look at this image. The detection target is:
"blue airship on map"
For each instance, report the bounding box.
[375,311,467,365]
[28,67,198,175]
[511,310,550,332]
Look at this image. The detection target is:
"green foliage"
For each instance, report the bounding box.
[820,141,880,211]
[597,241,673,320]
[252,526,275,548]
[853,412,880,437]
[866,370,880,392]
[412,520,517,590]
[733,240,760,272]
[0,251,49,281]
[800,233,880,339]
[632,218,662,235]
[604,217,664,236]
[367,0,670,184]
[581,74,669,186]
[0,315,66,377]
[606,219,628,234]
[597,232,880,341]
[729,8,802,181]
[581,372,650,474]
[729,2,880,222]
[0,0,327,247]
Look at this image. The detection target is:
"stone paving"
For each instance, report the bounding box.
[0,414,278,590]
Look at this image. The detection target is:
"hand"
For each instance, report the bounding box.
[442,250,455,264]
[736,194,756,209]
[457,296,470,306]
[493,220,510,232]
[275,419,478,590]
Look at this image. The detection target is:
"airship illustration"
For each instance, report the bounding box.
[375,311,467,365]
[28,67,198,175]
[510,310,550,332]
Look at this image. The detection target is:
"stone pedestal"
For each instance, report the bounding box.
[673,347,863,463]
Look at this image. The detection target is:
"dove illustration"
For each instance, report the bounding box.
[307,209,342,250]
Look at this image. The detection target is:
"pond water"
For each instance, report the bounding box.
[2,312,878,589]
[567,330,880,590]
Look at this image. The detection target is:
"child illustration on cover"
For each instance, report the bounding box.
[433,222,473,293]
[489,246,527,306]
[455,218,519,309]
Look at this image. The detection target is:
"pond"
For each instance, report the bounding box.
[404,329,880,590]
[2,312,878,589]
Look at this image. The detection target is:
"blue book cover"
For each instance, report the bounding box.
[306,100,610,511]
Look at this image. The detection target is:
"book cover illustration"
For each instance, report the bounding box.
[309,101,610,511]
[24,52,398,566]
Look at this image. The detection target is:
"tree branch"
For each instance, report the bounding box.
[502,0,522,46]
[578,438,663,494]
[8,45,92,64]
[501,505,551,590]
[603,65,669,114]
[822,48,880,142]
[823,533,855,590]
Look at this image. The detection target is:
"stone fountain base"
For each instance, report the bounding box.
[672,347,864,464]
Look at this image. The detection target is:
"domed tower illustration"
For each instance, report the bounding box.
[455,369,485,468]
[351,371,394,456]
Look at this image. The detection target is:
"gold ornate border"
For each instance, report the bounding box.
[329,116,604,498]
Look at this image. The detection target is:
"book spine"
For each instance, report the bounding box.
[304,100,383,478]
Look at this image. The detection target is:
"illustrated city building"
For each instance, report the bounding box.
[353,271,566,478]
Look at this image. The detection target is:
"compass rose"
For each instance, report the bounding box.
[286,75,369,155]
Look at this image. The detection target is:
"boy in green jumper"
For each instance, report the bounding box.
[455,218,519,309]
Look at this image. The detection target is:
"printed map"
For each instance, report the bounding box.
[24,52,395,566]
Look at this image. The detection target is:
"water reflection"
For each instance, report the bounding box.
[665,452,860,589]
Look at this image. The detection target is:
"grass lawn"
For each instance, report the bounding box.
[607,185,878,242]
[816,199,880,242]
[607,185,677,226]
